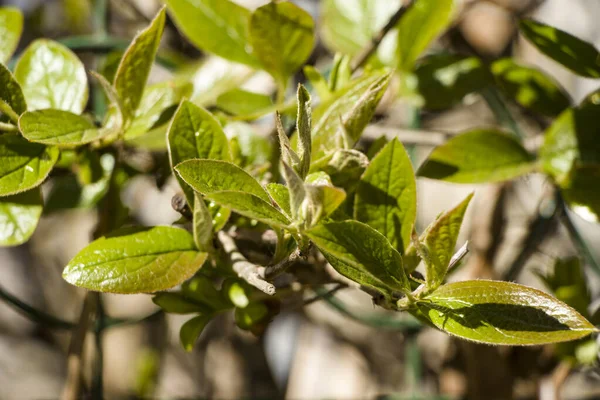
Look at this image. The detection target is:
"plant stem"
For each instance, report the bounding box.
[0,121,18,132]
[91,293,104,400]
[480,86,524,139]
[0,100,19,124]
[350,0,415,72]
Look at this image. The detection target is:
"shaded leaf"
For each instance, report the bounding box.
[266,183,291,217]
[0,189,42,246]
[416,280,596,345]
[417,129,535,183]
[63,226,207,293]
[182,275,232,311]
[519,19,600,78]
[303,184,346,226]
[0,7,23,63]
[355,138,416,252]
[193,193,214,252]
[538,257,590,318]
[152,292,208,314]
[205,190,291,228]
[14,39,88,113]
[296,85,312,179]
[180,314,212,352]
[560,165,600,223]
[216,89,273,116]
[0,62,26,119]
[235,302,269,330]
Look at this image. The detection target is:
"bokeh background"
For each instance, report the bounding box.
[0,0,599,398]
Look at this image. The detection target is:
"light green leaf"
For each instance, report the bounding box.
[167,100,231,205]
[414,54,491,110]
[0,189,42,246]
[166,0,258,67]
[0,62,26,120]
[312,148,369,190]
[125,124,168,151]
[193,193,214,252]
[354,138,416,253]
[266,183,291,217]
[416,280,597,345]
[205,191,291,228]
[0,134,59,196]
[0,7,23,63]
[216,88,273,116]
[328,53,352,92]
[417,129,535,183]
[114,7,166,123]
[14,39,88,113]
[62,226,207,293]
[304,184,346,226]
[281,161,306,222]
[224,121,273,167]
[560,165,600,223]
[296,85,312,180]
[90,71,124,134]
[180,314,212,352]
[303,65,330,100]
[175,159,270,203]
[249,1,315,84]
[305,220,410,293]
[491,58,571,117]
[519,19,600,78]
[396,0,454,71]
[222,279,250,308]
[19,109,111,146]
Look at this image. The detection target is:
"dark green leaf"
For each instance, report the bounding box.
[491,58,570,117]
[0,134,59,196]
[266,183,291,217]
[396,0,454,70]
[63,226,207,293]
[14,39,88,113]
[249,1,315,84]
[417,129,535,183]
[0,7,23,63]
[415,54,491,110]
[519,19,600,78]
[416,280,596,345]
[182,275,232,310]
[114,7,166,123]
[304,184,346,226]
[0,189,42,246]
[354,138,416,252]
[538,257,590,317]
[305,220,410,293]
[222,279,250,308]
[205,191,291,228]
[152,292,208,314]
[19,109,111,146]
[216,89,273,116]
[0,62,26,120]
[180,314,212,352]
[166,0,258,67]
[560,165,600,223]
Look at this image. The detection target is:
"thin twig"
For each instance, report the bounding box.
[447,241,469,274]
[300,283,347,307]
[265,248,303,279]
[91,294,104,400]
[350,0,416,72]
[218,231,275,295]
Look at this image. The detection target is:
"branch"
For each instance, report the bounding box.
[0,122,18,132]
[350,0,416,72]
[218,231,275,295]
[264,248,303,279]
[448,241,469,274]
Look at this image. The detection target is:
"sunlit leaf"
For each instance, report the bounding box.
[205,191,291,228]
[180,314,212,351]
[216,88,273,116]
[0,189,42,246]
[0,7,23,63]
[0,62,26,119]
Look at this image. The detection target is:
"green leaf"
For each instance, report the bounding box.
[225,122,273,168]
[19,109,111,146]
[0,189,42,246]
[266,183,291,217]
[182,275,231,311]
[0,7,23,63]
[416,280,597,345]
[538,257,590,318]
[63,226,207,293]
[180,314,212,352]
[216,89,273,116]
[281,161,306,222]
[354,138,416,253]
[560,165,600,223]
[0,134,59,196]
[312,149,369,190]
[152,292,208,314]
[491,58,571,117]
[222,279,250,308]
[304,184,346,226]
[114,7,166,124]
[249,1,315,84]
[235,302,269,330]
[14,39,88,113]
[166,0,258,67]
[305,220,410,293]
[519,19,600,78]
[90,71,124,134]
[296,85,312,180]
[0,62,26,119]
[417,129,535,183]
[396,0,454,71]
[193,193,214,252]
[205,191,291,228]
[175,159,270,203]
[414,54,491,110]
[303,65,330,100]
[167,100,231,205]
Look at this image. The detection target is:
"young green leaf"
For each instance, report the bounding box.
[415,280,597,345]
[0,134,59,196]
[90,71,124,133]
[305,220,410,293]
[14,39,88,113]
[354,138,416,253]
[328,53,352,92]
[175,159,270,202]
[114,7,166,124]
[63,226,207,293]
[519,19,600,78]
[216,89,273,116]
[303,66,331,100]
[180,314,212,352]
[166,0,258,67]
[0,62,27,120]
[266,183,291,217]
[249,1,315,85]
[396,0,454,71]
[168,100,231,205]
[491,58,571,117]
[19,109,111,146]
[193,193,214,252]
[205,191,291,229]
[152,292,209,314]
[296,85,312,180]
[303,184,346,227]
[312,149,369,190]
[414,54,491,110]
[417,129,536,183]
[0,189,42,246]
[182,275,232,311]
[281,161,306,222]
[0,7,23,63]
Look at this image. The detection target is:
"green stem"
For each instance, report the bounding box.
[93,0,108,37]
[480,86,524,139]
[0,99,19,124]
[0,121,18,132]
[91,293,104,400]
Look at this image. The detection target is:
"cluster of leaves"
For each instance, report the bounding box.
[0,1,597,352]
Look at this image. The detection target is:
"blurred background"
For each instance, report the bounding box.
[0,0,599,398]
